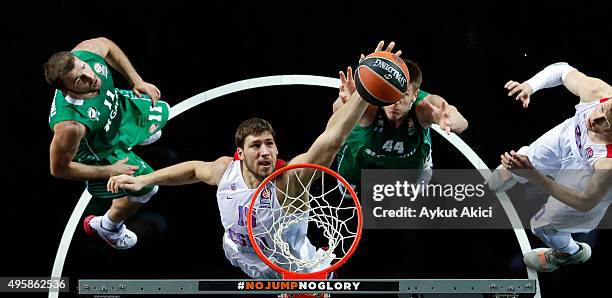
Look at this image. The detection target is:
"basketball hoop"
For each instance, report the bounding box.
[247,163,362,296]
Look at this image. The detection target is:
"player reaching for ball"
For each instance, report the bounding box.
[333,41,469,195]
[105,42,402,279]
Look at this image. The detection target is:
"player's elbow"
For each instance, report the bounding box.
[50,161,70,179]
[575,196,599,212]
[91,37,112,45]
[50,165,65,178]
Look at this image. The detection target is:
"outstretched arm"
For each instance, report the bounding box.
[292,90,369,168]
[107,157,232,193]
[281,90,368,213]
[73,37,161,104]
[505,62,612,107]
[502,151,612,212]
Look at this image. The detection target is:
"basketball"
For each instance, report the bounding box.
[355,51,410,106]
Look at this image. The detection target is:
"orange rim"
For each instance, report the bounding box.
[246,163,363,279]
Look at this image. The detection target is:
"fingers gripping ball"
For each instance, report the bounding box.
[355,51,410,106]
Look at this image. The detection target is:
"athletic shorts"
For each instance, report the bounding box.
[86,149,155,200]
[86,90,170,200]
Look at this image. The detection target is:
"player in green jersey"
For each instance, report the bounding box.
[45,37,170,249]
[333,41,468,195]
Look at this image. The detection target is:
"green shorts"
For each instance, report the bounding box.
[86,150,156,200]
[86,89,170,200]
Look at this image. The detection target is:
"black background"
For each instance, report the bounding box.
[3,1,612,297]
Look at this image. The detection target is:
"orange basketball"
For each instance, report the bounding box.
[354,51,410,106]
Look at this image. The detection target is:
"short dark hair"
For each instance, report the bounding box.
[235,118,276,148]
[403,58,422,90]
[44,51,75,89]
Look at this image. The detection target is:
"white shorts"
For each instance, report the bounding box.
[224,245,282,279]
[222,218,316,279]
[519,118,612,232]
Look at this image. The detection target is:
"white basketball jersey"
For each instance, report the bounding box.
[216,157,316,278]
[573,98,612,168]
[529,98,612,232]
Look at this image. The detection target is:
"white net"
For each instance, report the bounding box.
[250,167,361,274]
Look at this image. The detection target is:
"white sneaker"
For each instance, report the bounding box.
[523,242,592,272]
[83,215,137,249]
[486,164,517,192]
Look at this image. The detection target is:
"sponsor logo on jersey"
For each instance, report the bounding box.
[93,63,108,78]
[586,147,594,158]
[575,125,582,150]
[87,107,100,121]
[149,123,158,134]
[260,188,272,206]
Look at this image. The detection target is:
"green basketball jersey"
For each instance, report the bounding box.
[336,90,432,194]
[48,50,123,164]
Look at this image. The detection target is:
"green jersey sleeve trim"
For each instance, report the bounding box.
[49,91,96,133]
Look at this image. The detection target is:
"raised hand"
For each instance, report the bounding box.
[501,150,537,179]
[338,66,356,103]
[425,98,451,134]
[504,80,533,108]
[360,40,403,62]
[133,81,161,107]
